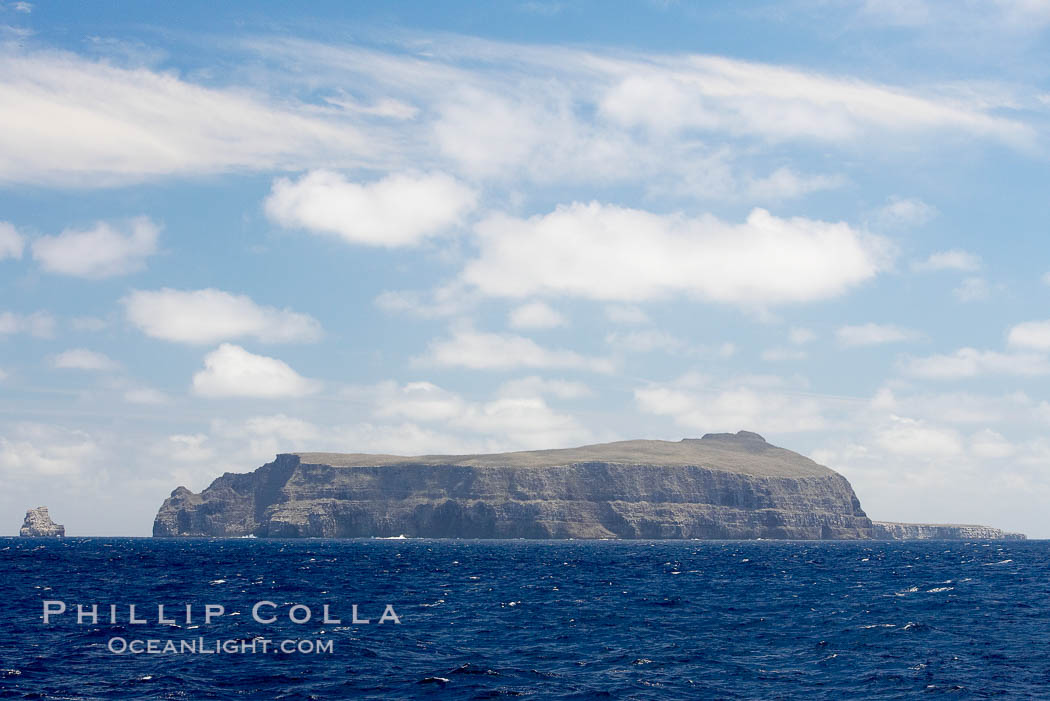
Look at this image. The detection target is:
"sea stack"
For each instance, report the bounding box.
[20,506,65,537]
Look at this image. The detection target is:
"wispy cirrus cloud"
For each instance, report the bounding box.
[858,0,1050,32]
[0,31,1036,188]
[0,48,371,186]
[594,53,1027,145]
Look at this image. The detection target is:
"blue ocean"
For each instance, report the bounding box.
[1,538,1047,699]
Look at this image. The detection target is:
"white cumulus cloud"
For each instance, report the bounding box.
[1008,320,1050,350]
[265,170,476,247]
[31,217,159,278]
[52,348,118,371]
[462,203,892,306]
[192,344,321,398]
[122,288,322,345]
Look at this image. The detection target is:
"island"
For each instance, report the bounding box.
[871,521,1023,540]
[153,431,1024,540]
[20,506,65,537]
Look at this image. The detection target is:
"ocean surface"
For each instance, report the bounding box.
[1,538,1048,699]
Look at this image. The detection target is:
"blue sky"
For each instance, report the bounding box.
[2,1,1050,536]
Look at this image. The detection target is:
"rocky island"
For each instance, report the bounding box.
[871,521,1023,540]
[20,506,65,537]
[153,432,1024,540]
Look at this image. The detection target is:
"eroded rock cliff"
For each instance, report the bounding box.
[154,432,1024,540]
[154,432,877,539]
[872,521,1025,541]
[20,506,65,537]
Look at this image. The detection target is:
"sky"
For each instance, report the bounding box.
[2,1,1050,537]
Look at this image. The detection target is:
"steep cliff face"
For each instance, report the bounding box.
[20,506,65,537]
[154,432,876,539]
[872,521,1026,541]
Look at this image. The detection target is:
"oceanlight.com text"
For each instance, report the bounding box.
[107,637,334,655]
